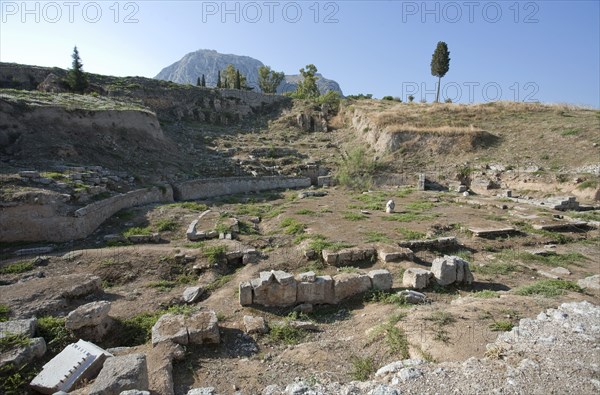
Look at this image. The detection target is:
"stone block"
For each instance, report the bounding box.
[322,250,338,265]
[402,268,433,290]
[431,255,473,286]
[151,314,188,346]
[66,301,111,330]
[297,275,334,304]
[368,269,393,290]
[187,311,220,345]
[378,247,414,262]
[183,287,204,303]
[333,273,372,303]
[252,271,297,306]
[30,340,112,394]
[239,282,253,306]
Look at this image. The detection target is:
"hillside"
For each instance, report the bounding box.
[154,49,344,95]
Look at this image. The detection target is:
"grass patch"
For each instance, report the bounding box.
[343,211,368,221]
[123,226,152,237]
[405,201,434,211]
[280,217,306,235]
[576,179,598,190]
[489,320,514,331]
[206,273,234,291]
[569,211,600,222]
[396,227,426,240]
[0,260,33,274]
[425,311,455,326]
[41,171,66,181]
[350,355,375,380]
[0,304,10,322]
[119,312,163,346]
[499,250,587,267]
[168,202,209,211]
[454,249,473,261]
[515,279,582,297]
[472,290,499,298]
[115,210,135,220]
[202,245,228,264]
[0,333,31,352]
[365,289,407,306]
[184,241,205,249]
[472,262,519,276]
[155,219,178,232]
[235,203,283,219]
[364,231,393,243]
[383,212,434,223]
[296,209,319,216]
[146,280,177,292]
[366,313,409,357]
[560,128,580,136]
[37,316,76,354]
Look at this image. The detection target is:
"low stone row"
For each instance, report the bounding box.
[239,269,393,307]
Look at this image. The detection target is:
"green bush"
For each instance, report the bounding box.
[202,245,228,264]
[268,322,306,345]
[280,218,306,235]
[489,320,514,331]
[0,261,33,274]
[336,148,382,190]
[0,304,10,322]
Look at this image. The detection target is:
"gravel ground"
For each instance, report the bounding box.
[263,301,600,395]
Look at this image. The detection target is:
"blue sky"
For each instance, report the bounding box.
[1,1,599,106]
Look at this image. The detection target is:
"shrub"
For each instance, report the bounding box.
[268,322,306,345]
[280,218,306,235]
[489,320,514,331]
[202,245,227,264]
[0,304,10,322]
[382,96,395,101]
[0,261,33,274]
[122,226,152,237]
[336,148,382,190]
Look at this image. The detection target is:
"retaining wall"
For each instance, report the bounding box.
[173,176,311,201]
[1,176,312,243]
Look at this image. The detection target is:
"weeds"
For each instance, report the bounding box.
[156,219,178,232]
[123,226,152,237]
[364,231,393,243]
[267,321,307,345]
[0,260,33,274]
[280,218,306,235]
[202,245,227,264]
[37,316,76,354]
[471,262,519,276]
[0,304,10,322]
[168,202,209,211]
[350,355,375,380]
[206,274,234,291]
[515,279,582,297]
[343,211,368,221]
[0,334,31,352]
[396,227,426,240]
[489,320,514,331]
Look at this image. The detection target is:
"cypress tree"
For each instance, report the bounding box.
[216,70,221,88]
[66,46,88,93]
[201,74,206,87]
[196,77,201,86]
[235,70,241,90]
[430,41,450,103]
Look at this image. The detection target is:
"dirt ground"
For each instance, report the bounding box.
[1,187,598,394]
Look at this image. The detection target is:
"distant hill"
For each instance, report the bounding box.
[154,49,343,96]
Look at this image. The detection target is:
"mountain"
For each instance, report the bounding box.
[154,49,343,96]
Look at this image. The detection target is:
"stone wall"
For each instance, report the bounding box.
[173,176,311,201]
[0,186,174,243]
[1,176,311,243]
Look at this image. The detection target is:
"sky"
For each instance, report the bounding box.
[0,0,599,107]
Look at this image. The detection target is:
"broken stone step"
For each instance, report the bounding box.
[468,227,517,238]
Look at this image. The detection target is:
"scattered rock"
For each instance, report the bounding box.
[243,315,268,334]
[186,388,216,395]
[0,337,46,369]
[182,286,204,303]
[89,353,149,395]
[61,275,103,299]
[386,200,395,213]
[368,269,393,290]
[0,318,36,338]
[65,301,111,330]
[577,275,600,290]
[398,290,427,304]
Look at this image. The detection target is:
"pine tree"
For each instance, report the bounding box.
[196,77,201,86]
[201,74,206,87]
[430,41,450,103]
[66,46,88,93]
[216,70,221,88]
